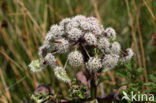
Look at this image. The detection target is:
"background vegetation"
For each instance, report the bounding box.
[0,0,156,102]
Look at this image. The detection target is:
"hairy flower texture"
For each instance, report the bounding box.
[29,59,46,72]
[44,32,54,44]
[121,48,134,64]
[105,27,116,40]
[102,54,119,69]
[110,42,121,54]
[72,15,86,23]
[66,21,79,32]
[97,37,110,52]
[38,44,51,58]
[45,53,56,68]
[80,21,92,31]
[68,28,82,41]
[54,38,69,53]
[68,51,83,67]
[29,15,133,78]
[49,25,64,39]
[86,57,102,72]
[54,66,71,83]
[92,25,103,36]
[87,17,99,26]
[87,17,103,36]
[84,32,97,45]
[59,18,71,27]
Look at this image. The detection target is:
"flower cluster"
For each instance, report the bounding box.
[28,15,134,83]
[68,51,83,67]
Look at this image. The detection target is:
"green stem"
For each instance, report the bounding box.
[91,73,97,99]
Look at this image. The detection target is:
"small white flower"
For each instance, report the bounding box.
[92,25,103,36]
[54,38,69,53]
[68,51,83,67]
[80,21,92,30]
[45,53,56,68]
[68,28,82,41]
[66,21,79,32]
[102,54,119,69]
[44,31,55,45]
[28,59,46,72]
[97,37,110,52]
[84,32,97,45]
[87,17,103,36]
[87,16,99,25]
[105,27,116,40]
[86,57,102,72]
[92,24,104,36]
[54,66,71,83]
[121,48,134,64]
[49,25,64,39]
[59,18,71,27]
[110,42,121,54]
[72,15,86,23]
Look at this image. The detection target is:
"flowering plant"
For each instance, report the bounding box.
[28,15,133,103]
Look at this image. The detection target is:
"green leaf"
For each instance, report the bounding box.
[78,94,85,99]
[144,82,154,86]
[125,61,132,71]
[98,76,109,84]
[149,75,156,82]
[135,68,144,76]
[127,72,131,79]
[116,72,126,78]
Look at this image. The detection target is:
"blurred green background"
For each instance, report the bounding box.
[0,0,156,102]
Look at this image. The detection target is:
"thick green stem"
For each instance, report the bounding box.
[90,74,97,99]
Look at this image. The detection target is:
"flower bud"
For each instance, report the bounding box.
[68,28,82,41]
[68,51,83,67]
[110,42,121,54]
[121,48,134,64]
[102,54,119,69]
[45,53,56,68]
[54,38,69,53]
[84,32,97,45]
[105,27,116,40]
[49,25,64,39]
[97,37,110,52]
[86,57,102,72]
